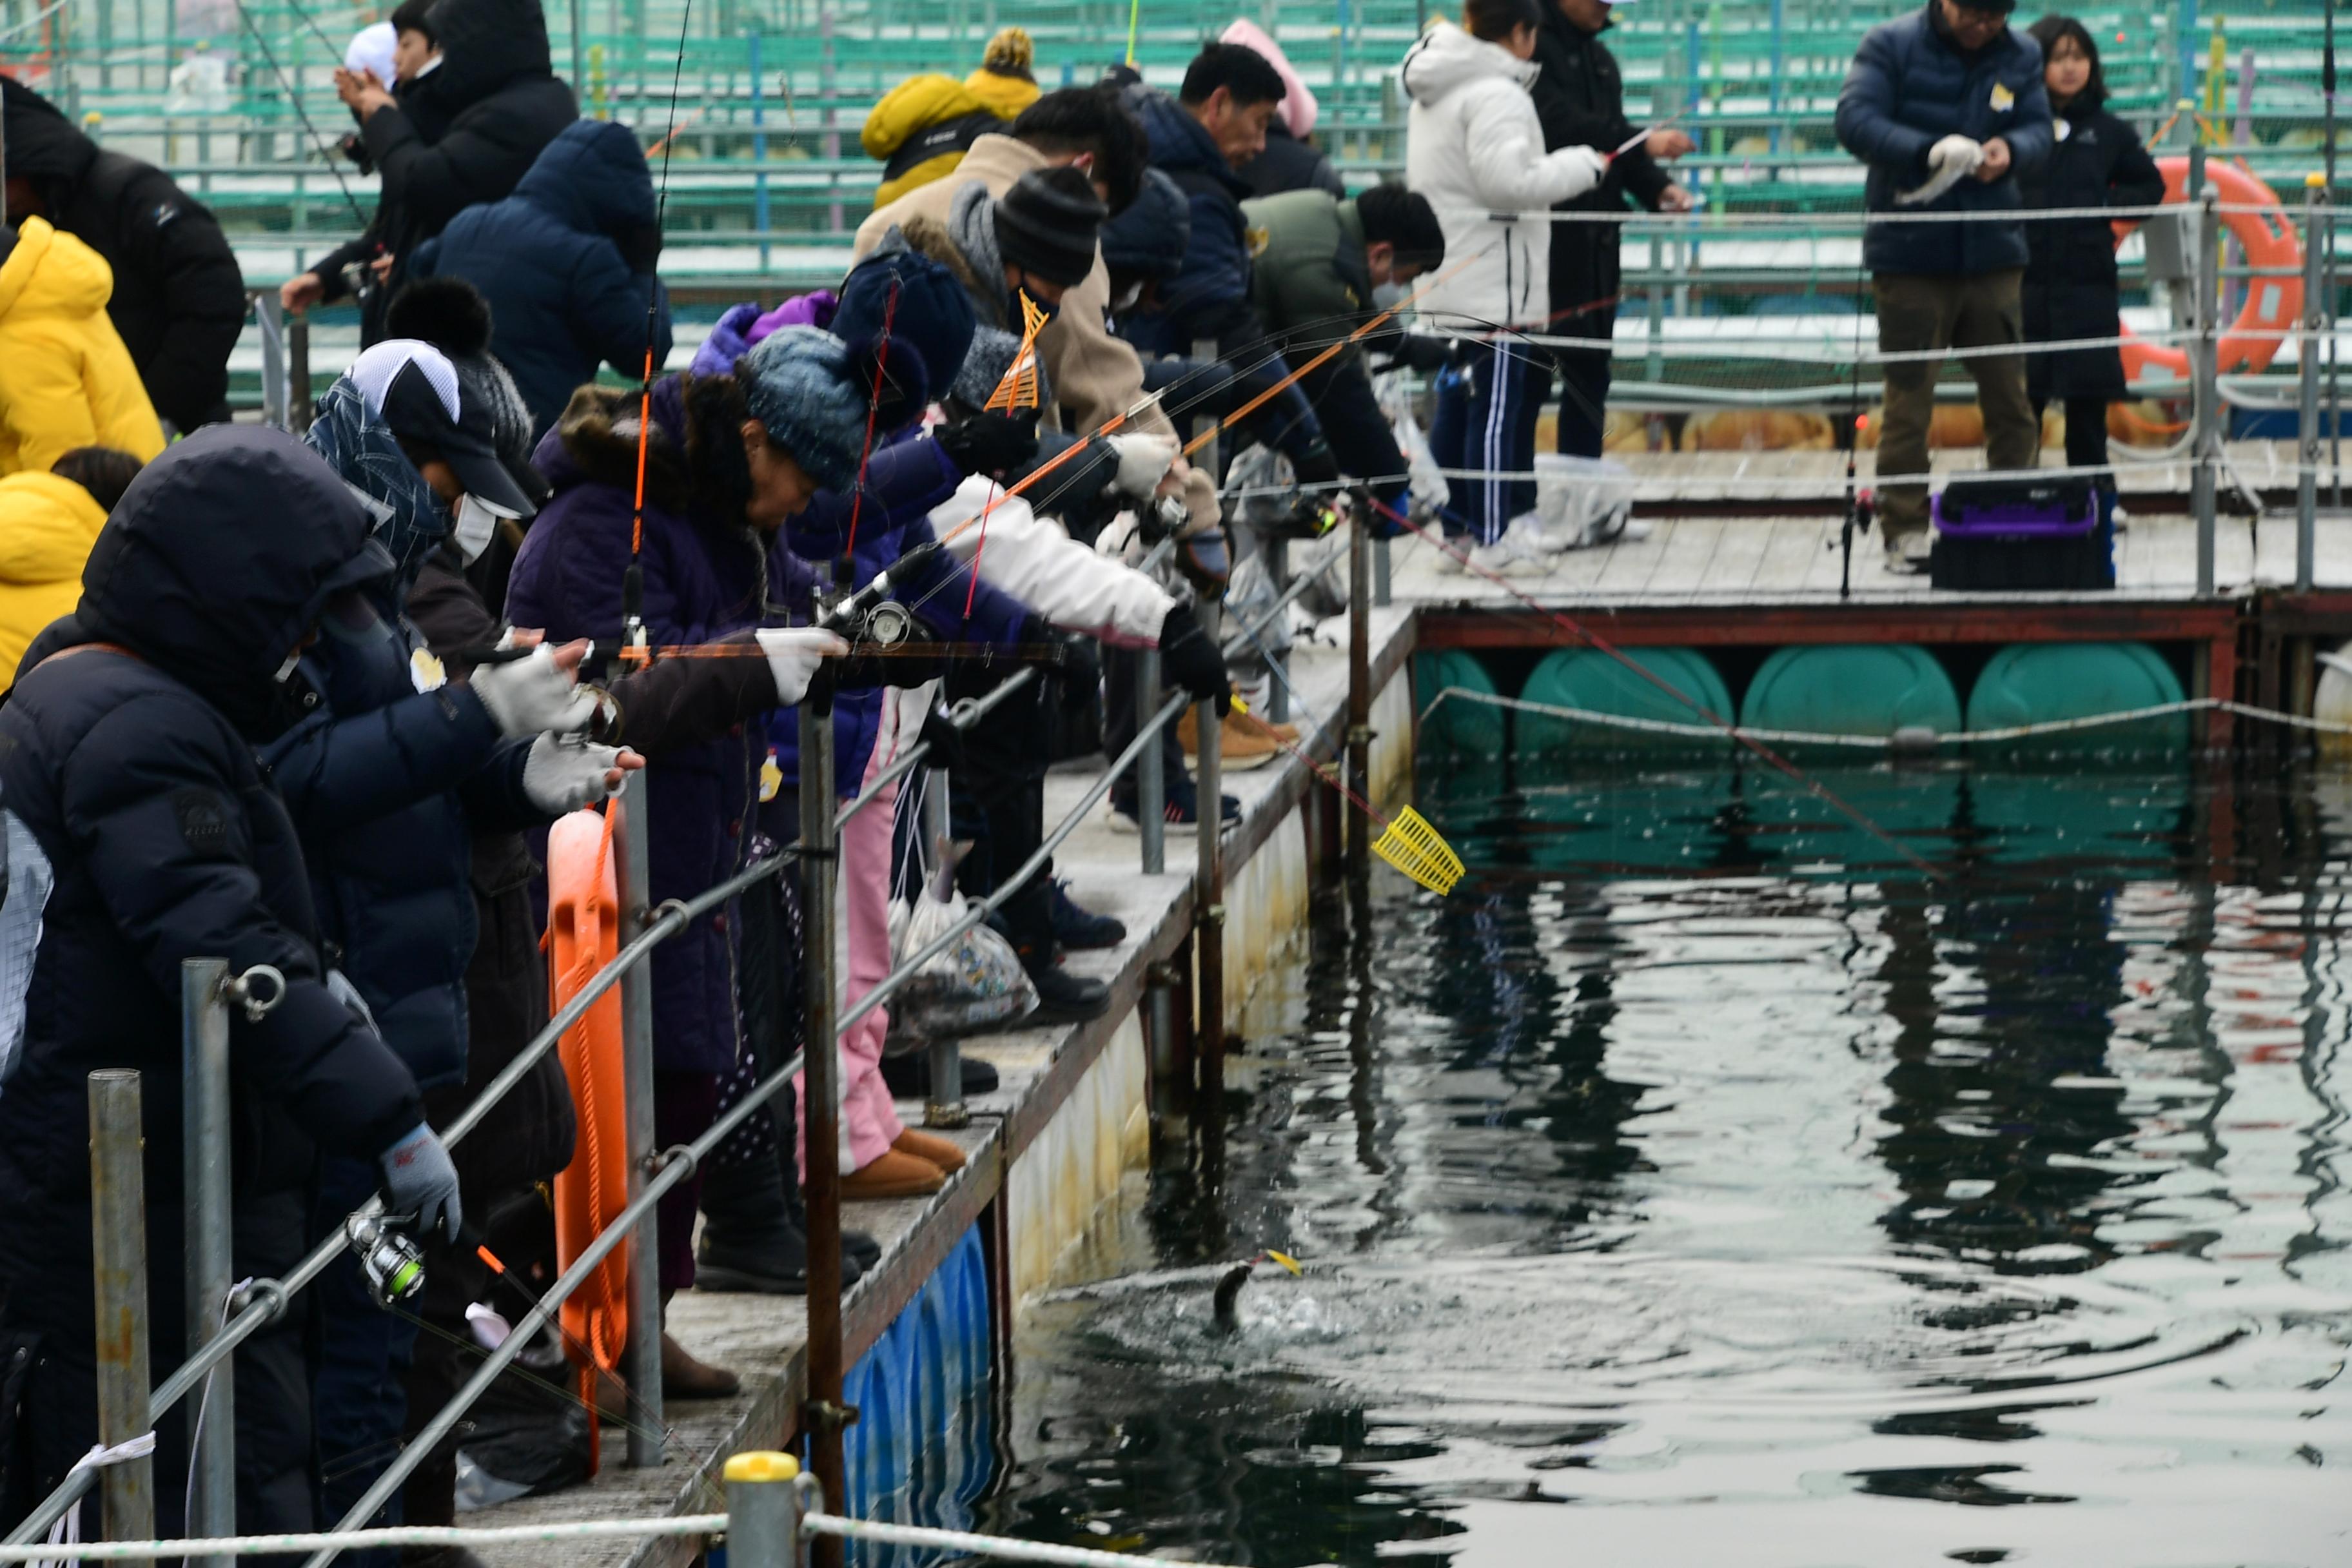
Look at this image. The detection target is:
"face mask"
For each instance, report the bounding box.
[452,492,508,564]
[1012,284,1062,329]
[1371,282,1411,312]
[1112,281,1144,313]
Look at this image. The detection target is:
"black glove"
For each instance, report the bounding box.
[1157,603,1232,717]
[935,412,1041,481]
[917,701,966,772]
[1289,440,1342,489]
[1370,333,1457,376]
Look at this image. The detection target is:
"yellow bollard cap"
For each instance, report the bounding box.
[723,1451,801,1483]
[2309,172,2329,190]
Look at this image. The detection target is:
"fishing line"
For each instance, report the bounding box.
[229,0,370,226]
[841,280,901,566]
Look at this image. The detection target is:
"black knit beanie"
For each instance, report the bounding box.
[994,166,1108,289]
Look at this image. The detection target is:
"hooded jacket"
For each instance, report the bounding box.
[0,429,424,1427]
[1402,20,1607,331]
[861,66,1042,208]
[0,77,247,432]
[0,469,108,692]
[1529,8,1675,322]
[0,219,168,477]
[507,377,825,1074]
[320,0,578,340]
[266,376,541,1093]
[409,121,673,443]
[2019,88,2164,402]
[1834,4,2053,277]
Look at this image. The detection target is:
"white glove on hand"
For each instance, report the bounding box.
[523,735,631,814]
[1545,145,1610,201]
[473,645,597,738]
[1928,134,1983,174]
[754,627,850,705]
[1104,435,1179,502]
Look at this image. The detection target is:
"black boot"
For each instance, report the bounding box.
[695,1155,827,1294]
[881,1050,1002,1098]
[1024,956,1110,1023]
[770,1088,883,1273]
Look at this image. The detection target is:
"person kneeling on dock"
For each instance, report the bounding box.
[1835,0,2052,574]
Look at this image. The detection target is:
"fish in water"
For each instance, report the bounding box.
[1211,1250,1302,1333]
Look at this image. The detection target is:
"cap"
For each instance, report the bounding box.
[349,340,536,520]
[994,167,1107,289]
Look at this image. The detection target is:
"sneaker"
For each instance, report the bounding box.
[1109,777,1241,834]
[1177,707,1283,772]
[1025,961,1110,1023]
[1431,536,1472,574]
[1049,878,1126,949]
[1883,531,1933,576]
[2109,501,2132,535]
[1465,515,1555,576]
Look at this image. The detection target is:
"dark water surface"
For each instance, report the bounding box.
[982,761,2352,1567]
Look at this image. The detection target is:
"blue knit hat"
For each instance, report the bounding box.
[832,247,975,394]
[737,325,932,492]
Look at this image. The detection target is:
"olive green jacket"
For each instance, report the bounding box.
[1240,190,1377,367]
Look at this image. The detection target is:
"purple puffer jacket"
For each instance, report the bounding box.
[508,375,824,1074]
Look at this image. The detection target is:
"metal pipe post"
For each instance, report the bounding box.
[1136,643,1164,875]
[919,767,968,1132]
[289,313,311,433]
[180,962,235,1563]
[723,1452,803,1568]
[568,0,585,113]
[2302,175,2328,593]
[612,770,664,1467]
[1373,536,1391,608]
[1266,534,1289,725]
[88,1071,154,1544]
[1347,504,1373,872]
[2193,189,2221,596]
[796,693,847,1568]
[1194,598,1226,1107]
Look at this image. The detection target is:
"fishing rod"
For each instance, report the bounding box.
[1840,284,1871,600]
[1366,496,1945,882]
[622,0,698,663]
[228,0,370,226]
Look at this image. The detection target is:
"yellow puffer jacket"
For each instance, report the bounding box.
[0,469,108,690]
[863,67,1041,209]
[0,219,167,478]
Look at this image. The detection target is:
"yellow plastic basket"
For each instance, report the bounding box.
[1373,807,1464,896]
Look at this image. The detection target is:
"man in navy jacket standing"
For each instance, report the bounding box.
[1836,0,2052,573]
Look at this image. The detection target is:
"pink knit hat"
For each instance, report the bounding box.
[1219,18,1317,141]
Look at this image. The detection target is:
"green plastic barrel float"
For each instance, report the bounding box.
[1413,649,1507,756]
[1739,645,1963,746]
[1963,642,2190,758]
[1514,647,1734,756]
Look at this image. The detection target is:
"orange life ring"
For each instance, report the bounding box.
[2115,157,2302,386]
[546,806,631,1437]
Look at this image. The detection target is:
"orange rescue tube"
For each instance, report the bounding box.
[2115,157,2302,386]
[547,806,631,1412]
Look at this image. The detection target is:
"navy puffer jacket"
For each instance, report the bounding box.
[268,380,540,1092]
[410,120,674,443]
[1834,5,2052,277]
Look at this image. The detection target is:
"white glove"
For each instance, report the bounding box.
[1927,134,1983,175]
[523,735,631,814]
[473,645,597,738]
[1545,145,1610,201]
[1104,435,1179,502]
[754,627,850,705]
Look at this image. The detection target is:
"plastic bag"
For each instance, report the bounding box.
[885,779,1037,1048]
[1534,453,1639,549]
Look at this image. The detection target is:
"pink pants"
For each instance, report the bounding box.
[795,715,907,1177]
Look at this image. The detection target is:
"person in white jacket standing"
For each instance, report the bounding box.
[1404,0,1607,570]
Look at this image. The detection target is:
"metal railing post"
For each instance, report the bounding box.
[2193,187,2221,596]
[611,769,664,1467]
[723,1451,803,1568]
[1135,642,1164,876]
[289,312,311,434]
[1373,536,1391,608]
[919,765,966,1131]
[88,1070,155,1544]
[1194,597,1226,1105]
[1347,502,1373,872]
[180,961,235,1564]
[796,692,848,1568]
[2302,174,2328,593]
[1266,533,1290,725]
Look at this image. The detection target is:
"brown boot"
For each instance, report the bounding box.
[890,1127,968,1174]
[839,1149,946,1200]
[661,1330,741,1400]
[1178,707,1285,770]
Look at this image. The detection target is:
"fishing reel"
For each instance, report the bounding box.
[347,1210,427,1309]
[1278,492,1342,542]
[1133,492,1192,546]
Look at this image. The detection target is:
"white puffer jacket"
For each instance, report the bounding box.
[927,475,1175,647]
[1402,20,1607,331]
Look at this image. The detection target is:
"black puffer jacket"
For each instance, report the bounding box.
[2020,92,2165,401]
[0,76,248,432]
[318,0,577,342]
[0,427,423,1534]
[1529,11,1673,324]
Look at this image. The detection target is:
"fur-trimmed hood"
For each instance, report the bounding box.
[542,375,698,516]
